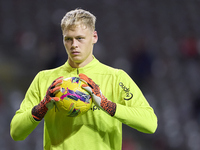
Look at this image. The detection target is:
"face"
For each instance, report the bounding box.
[62,24,98,68]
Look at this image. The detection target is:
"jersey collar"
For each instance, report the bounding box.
[64,56,99,74]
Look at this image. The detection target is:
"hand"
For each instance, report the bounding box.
[79,74,116,116]
[32,76,63,121]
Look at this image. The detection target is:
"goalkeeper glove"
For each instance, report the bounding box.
[32,76,63,121]
[79,74,116,116]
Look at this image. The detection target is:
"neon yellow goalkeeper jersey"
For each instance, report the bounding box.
[10,57,157,150]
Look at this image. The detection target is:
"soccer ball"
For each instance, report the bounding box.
[55,77,92,117]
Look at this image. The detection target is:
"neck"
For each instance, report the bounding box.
[68,57,94,68]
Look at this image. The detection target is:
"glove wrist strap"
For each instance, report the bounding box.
[100,99,116,117]
[32,100,48,121]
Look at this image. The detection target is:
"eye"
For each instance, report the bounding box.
[77,37,84,41]
[64,37,72,41]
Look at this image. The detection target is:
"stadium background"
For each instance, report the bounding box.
[0,0,200,150]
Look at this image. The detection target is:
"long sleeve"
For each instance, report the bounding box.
[114,103,157,133]
[10,109,40,141]
[112,70,157,134]
[10,72,42,141]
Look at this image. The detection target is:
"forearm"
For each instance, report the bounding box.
[114,103,157,134]
[10,109,40,141]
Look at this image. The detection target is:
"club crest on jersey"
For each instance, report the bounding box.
[119,82,133,100]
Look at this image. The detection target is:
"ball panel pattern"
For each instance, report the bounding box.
[55,77,92,117]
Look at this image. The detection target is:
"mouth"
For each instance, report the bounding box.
[71,51,80,55]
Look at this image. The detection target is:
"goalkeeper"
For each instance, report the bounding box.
[10,9,157,150]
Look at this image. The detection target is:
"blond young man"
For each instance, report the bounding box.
[10,9,157,150]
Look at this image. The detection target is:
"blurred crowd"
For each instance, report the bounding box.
[1,0,200,150]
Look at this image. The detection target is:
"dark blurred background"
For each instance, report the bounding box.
[1,0,200,150]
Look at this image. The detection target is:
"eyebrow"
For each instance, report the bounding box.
[64,34,85,38]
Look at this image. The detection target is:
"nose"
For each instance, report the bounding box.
[71,39,78,48]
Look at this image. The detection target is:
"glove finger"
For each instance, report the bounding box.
[52,76,63,87]
[51,86,61,94]
[79,74,94,86]
[81,85,93,94]
[52,97,60,102]
[82,84,88,88]
[79,74,88,83]
[79,74,101,96]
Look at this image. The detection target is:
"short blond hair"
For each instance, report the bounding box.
[61,9,96,31]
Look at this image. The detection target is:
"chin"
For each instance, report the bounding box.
[72,57,83,63]
[70,55,81,61]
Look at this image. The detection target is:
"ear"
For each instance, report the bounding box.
[93,31,98,44]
